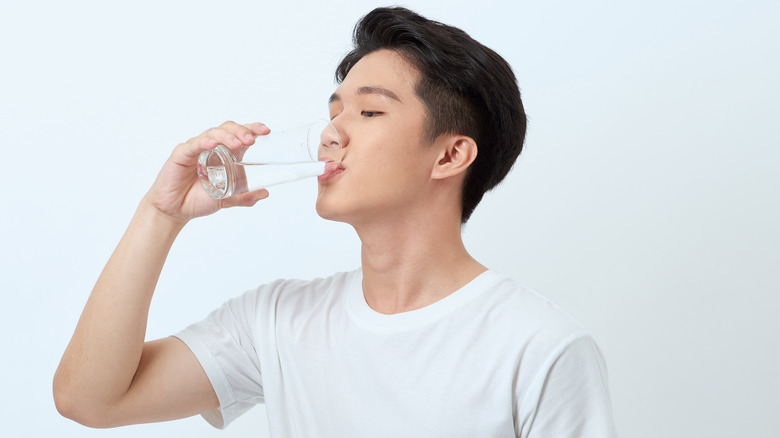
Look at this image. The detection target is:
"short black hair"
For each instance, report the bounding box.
[336,6,527,223]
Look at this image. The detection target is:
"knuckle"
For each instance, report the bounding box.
[174,140,191,153]
[206,127,228,139]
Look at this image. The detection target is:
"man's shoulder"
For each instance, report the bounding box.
[247,268,360,312]
[472,271,587,348]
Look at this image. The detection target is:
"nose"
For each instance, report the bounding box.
[329,115,349,150]
[318,119,346,162]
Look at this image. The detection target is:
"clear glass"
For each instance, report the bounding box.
[197,119,341,199]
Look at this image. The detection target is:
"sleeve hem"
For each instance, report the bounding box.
[172,331,235,429]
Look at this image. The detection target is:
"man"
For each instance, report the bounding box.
[54,7,617,437]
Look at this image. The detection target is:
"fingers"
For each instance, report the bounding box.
[176,121,270,160]
[211,121,258,148]
[220,188,270,208]
[214,121,271,147]
[244,122,271,137]
[176,136,218,160]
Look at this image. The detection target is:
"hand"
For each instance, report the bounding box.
[143,121,271,223]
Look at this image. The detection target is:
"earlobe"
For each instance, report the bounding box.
[431,135,478,180]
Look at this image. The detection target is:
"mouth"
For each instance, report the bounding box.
[318,161,345,183]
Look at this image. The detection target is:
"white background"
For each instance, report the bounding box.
[1,0,778,436]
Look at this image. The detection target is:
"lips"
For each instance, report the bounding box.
[318,160,345,182]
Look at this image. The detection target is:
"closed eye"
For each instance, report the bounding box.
[361,110,382,117]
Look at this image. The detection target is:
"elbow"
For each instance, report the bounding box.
[53,388,82,425]
[53,370,76,420]
[52,378,93,427]
[53,374,117,428]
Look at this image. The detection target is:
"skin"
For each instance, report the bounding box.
[53,48,484,427]
[53,122,268,427]
[320,49,486,313]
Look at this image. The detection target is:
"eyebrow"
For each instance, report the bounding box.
[329,86,402,104]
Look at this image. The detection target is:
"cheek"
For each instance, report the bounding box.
[356,155,421,187]
[361,134,431,174]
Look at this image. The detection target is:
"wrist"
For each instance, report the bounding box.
[136,197,188,236]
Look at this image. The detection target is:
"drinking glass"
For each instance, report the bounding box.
[197,119,341,199]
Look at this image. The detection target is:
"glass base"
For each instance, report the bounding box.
[197,145,236,199]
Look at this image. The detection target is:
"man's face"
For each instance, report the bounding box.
[316,49,440,227]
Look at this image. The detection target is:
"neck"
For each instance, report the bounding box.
[353,208,486,315]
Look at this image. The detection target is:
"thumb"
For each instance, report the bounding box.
[220,188,270,208]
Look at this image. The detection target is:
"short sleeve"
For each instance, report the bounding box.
[173,287,265,429]
[519,334,618,438]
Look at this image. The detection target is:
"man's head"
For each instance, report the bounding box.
[334,7,526,224]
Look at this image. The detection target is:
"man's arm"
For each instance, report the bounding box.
[53,121,270,428]
[520,335,618,438]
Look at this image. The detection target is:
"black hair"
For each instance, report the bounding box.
[336,6,527,223]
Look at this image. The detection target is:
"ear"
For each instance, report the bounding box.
[431,134,478,180]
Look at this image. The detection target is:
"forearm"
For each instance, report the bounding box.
[54,199,186,418]
[54,121,267,426]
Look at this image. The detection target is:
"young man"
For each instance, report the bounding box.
[54,7,617,437]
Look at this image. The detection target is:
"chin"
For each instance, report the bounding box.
[316,192,365,226]
[315,193,344,222]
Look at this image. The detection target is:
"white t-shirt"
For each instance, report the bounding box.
[175,269,617,437]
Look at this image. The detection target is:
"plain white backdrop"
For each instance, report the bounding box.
[1,0,778,436]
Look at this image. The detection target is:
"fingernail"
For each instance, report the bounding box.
[244,133,254,142]
[232,137,242,146]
